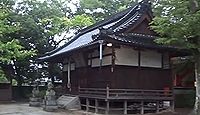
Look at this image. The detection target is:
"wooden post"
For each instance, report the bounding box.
[106,86,109,99]
[78,86,80,94]
[124,100,128,114]
[95,99,99,113]
[170,100,175,111]
[156,101,159,113]
[111,45,115,72]
[140,101,144,114]
[105,101,110,115]
[86,98,89,112]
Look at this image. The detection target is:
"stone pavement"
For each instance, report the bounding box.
[0,103,192,115]
[0,103,92,115]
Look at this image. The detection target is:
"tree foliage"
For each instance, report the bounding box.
[0,0,95,85]
[0,3,35,83]
[151,0,200,113]
[151,0,200,53]
[78,0,137,21]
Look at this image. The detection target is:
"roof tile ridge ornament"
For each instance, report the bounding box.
[109,4,140,31]
[99,27,114,35]
[92,27,114,41]
[139,0,152,14]
[113,0,152,33]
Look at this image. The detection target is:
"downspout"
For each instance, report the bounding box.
[67,58,71,91]
[99,40,104,67]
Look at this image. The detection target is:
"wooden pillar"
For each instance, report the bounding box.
[138,50,141,67]
[111,45,115,73]
[170,100,175,111]
[105,101,110,114]
[124,100,128,114]
[95,99,99,113]
[156,101,160,113]
[86,98,89,112]
[106,86,109,99]
[140,101,144,114]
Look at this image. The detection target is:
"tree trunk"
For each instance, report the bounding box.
[194,54,200,115]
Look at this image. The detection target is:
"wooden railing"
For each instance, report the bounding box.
[79,87,173,100]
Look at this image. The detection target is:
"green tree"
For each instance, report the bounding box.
[1,0,95,86]
[78,0,137,21]
[151,0,200,114]
[0,3,35,83]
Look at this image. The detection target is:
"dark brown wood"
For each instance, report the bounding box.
[88,53,112,60]
[161,53,164,69]
[65,64,173,95]
[111,45,115,73]
[79,87,173,101]
[138,50,141,67]
[0,83,12,101]
[126,16,156,36]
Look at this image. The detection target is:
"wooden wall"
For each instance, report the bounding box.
[63,65,172,94]
[62,46,172,94]
[0,83,12,101]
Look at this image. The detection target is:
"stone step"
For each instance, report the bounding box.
[57,95,81,110]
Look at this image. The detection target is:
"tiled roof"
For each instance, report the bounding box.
[38,1,155,61]
[106,33,177,50]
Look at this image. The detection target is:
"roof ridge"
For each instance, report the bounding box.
[41,4,134,57]
[109,0,152,33]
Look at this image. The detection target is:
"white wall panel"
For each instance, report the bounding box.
[141,50,162,68]
[115,46,138,66]
[63,63,75,71]
[92,47,112,57]
[91,56,112,67]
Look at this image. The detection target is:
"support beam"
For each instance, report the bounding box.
[111,45,115,72]
[95,99,99,113]
[138,50,141,67]
[156,101,160,113]
[105,101,110,115]
[86,98,89,112]
[140,101,144,114]
[170,100,175,111]
[124,100,128,114]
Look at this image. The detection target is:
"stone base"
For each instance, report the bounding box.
[29,101,41,107]
[45,100,57,106]
[43,105,58,112]
[29,97,41,107]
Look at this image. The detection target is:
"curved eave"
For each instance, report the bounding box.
[41,7,133,57]
[37,41,99,62]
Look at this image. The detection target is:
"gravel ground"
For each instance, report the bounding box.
[0,103,192,115]
[0,103,94,115]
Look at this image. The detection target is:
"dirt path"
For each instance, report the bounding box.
[0,103,91,115]
[0,103,192,115]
